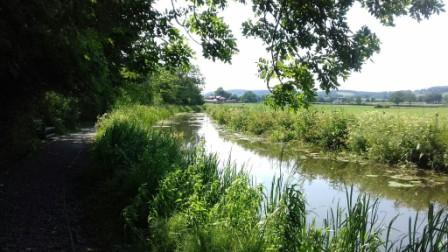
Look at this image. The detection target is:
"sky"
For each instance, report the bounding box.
[157,0,448,93]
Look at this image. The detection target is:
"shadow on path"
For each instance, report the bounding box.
[0,127,98,251]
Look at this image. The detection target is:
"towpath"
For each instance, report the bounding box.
[0,128,99,251]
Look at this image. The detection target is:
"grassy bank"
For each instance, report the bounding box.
[206,104,448,171]
[90,104,448,251]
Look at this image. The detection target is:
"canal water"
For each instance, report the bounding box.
[158,112,448,241]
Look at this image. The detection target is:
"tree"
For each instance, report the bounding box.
[152,67,204,105]
[443,94,448,104]
[241,0,444,109]
[229,94,239,101]
[424,93,443,104]
[390,91,406,105]
[241,91,258,103]
[2,0,443,111]
[355,96,362,105]
[403,91,417,104]
[214,87,232,99]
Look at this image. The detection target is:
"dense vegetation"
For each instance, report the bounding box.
[206,104,448,171]
[91,105,448,251]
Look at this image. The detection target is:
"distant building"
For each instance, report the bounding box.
[204,95,227,103]
[332,97,344,104]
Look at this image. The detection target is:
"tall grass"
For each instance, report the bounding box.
[91,105,202,246]
[123,144,448,251]
[206,104,448,171]
[94,105,193,195]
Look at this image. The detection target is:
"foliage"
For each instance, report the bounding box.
[443,94,448,104]
[242,0,443,108]
[214,87,232,99]
[241,91,259,103]
[37,91,80,133]
[94,105,200,201]
[423,93,443,104]
[348,112,448,169]
[390,91,416,105]
[153,67,205,106]
[206,104,448,171]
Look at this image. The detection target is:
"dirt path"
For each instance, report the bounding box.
[0,128,98,251]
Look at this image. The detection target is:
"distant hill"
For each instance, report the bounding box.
[205,89,270,97]
[414,86,448,95]
[318,85,448,100]
[205,86,448,99]
[317,90,391,100]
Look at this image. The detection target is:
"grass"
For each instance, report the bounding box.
[90,104,201,248]
[206,104,448,171]
[90,104,448,251]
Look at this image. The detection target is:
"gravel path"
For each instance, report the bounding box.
[0,128,99,251]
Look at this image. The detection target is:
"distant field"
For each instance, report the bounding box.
[215,103,448,117]
[312,104,448,117]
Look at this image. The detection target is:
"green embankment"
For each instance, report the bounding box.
[206,104,448,171]
[91,104,447,251]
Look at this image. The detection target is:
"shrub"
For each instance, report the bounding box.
[348,112,448,169]
[374,104,390,108]
[38,91,80,132]
[318,112,352,150]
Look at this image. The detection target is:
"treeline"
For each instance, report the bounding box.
[317,90,448,105]
[209,87,264,103]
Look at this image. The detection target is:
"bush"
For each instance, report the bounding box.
[207,105,353,150]
[348,112,448,170]
[38,91,80,133]
[318,112,352,150]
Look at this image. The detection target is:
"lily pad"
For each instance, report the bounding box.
[389,175,420,181]
[388,181,415,188]
[152,125,172,128]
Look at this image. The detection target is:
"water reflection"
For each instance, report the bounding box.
[160,113,448,238]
